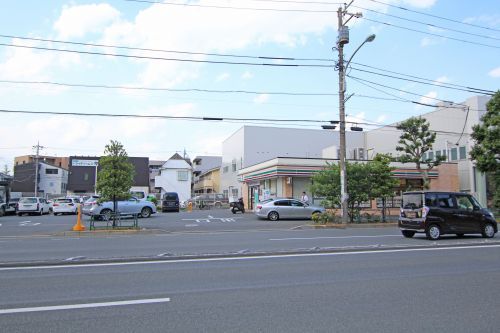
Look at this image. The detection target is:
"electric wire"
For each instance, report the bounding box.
[365,0,500,33]
[0,43,334,68]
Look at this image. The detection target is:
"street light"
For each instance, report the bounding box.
[337,6,376,224]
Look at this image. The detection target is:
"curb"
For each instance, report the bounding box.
[305,222,398,229]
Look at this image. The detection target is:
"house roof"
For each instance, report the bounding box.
[162,154,192,170]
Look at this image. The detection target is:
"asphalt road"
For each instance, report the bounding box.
[1,223,499,264]
[1,245,499,333]
[0,209,309,236]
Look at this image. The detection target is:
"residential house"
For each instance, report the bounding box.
[192,156,222,195]
[12,161,68,197]
[154,153,192,202]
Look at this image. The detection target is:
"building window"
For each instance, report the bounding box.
[450,148,458,161]
[436,151,441,159]
[177,170,188,181]
[84,173,89,181]
[223,166,229,173]
[46,168,58,174]
[428,151,434,160]
[231,188,238,197]
[459,146,467,160]
[232,161,237,172]
[49,182,54,187]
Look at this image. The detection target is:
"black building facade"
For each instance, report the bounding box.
[12,163,36,193]
[67,156,149,194]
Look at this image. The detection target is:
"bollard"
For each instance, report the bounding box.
[72,204,86,231]
[187,201,193,213]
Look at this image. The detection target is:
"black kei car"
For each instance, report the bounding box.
[399,191,497,240]
[162,192,179,213]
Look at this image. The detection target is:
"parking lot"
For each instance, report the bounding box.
[0,208,311,237]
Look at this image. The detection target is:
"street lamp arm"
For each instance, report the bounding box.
[344,34,376,71]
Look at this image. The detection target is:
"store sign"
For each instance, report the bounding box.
[72,159,99,167]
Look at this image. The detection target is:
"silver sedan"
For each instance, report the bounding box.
[255,198,325,221]
[82,197,157,219]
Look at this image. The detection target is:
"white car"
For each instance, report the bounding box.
[17,197,51,216]
[52,198,79,215]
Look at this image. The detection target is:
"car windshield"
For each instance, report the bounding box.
[55,199,72,203]
[260,199,274,204]
[164,193,177,200]
[402,193,423,209]
[20,198,37,203]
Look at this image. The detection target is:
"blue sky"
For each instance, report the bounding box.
[0,0,499,170]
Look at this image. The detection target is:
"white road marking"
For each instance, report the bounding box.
[19,222,40,227]
[182,216,242,223]
[208,215,214,219]
[0,297,171,315]
[269,235,401,241]
[1,244,499,271]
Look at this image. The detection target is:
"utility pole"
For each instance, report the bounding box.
[33,141,44,197]
[336,1,367,224]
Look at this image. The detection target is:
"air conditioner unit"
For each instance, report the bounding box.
[357,148,365,160]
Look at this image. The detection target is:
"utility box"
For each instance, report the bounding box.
[338,26,350,45]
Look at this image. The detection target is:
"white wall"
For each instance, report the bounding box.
[220,126,365,198]
[38,163,68,195]
[155,169,192,202]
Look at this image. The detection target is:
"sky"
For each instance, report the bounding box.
[0,0,499,171]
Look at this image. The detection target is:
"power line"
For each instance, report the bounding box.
[350,62,496,94]
[0,34,334,63]
[361,17,500,49]
[0,79,338,97]
[122,0,341,13]
[351,4,500,42]
[0,108,333,123]
[0,42,334,68]
[347,75,470,107]
[350,66,495,95]
[365,0,500,33]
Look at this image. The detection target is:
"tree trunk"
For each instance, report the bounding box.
[381,197,387,222]
[112,194,117,227]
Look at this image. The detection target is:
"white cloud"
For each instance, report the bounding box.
[0,38,80,84]
[253,94,270,104]
[420,37,439,47]
[215,73,230,82]
[419,91,438,105]
[488,67,500,78]
[241,71,254,80]
[376,114,387,123]
[434,76,450,85]
[402,0,437,9]
[54,3,121,39]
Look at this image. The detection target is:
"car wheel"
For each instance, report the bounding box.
[268,211,279,221]
[140,207,152,218]
[100,209,112,221]
[17,212,23,217]
[426,224,441,240]
[0,206,5,217]
[482,223,495,238]
[401,230,415,238]
[456,233,464,238]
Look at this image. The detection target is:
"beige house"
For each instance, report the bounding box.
[193,167,221,194]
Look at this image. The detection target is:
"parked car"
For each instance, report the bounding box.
[17,197,51,216]
[52,197,79,215]
[255,198,325,221]
[0,197,20,215]
[399,191,497,240]
[162,192,180,212]
[82,196,157,219]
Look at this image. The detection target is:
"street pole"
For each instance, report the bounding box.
[335,3,374,224]
[33,141,44,197]
[337,7,349,224]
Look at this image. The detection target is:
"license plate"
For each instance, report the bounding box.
[406,211,416,218]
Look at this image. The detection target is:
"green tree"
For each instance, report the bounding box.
[310,162,371,223]
[396,116,445,189]
[470,91,500,208]
[2,164,10,175]
[368,154,399,222]
[96,140,134,225]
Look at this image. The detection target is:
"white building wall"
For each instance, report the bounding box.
[220,126,365,198]
[155,158,192,202]
[364,95,491,205]
[38,163,68,196]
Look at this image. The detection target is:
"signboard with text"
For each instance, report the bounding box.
[72,159,99,167]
